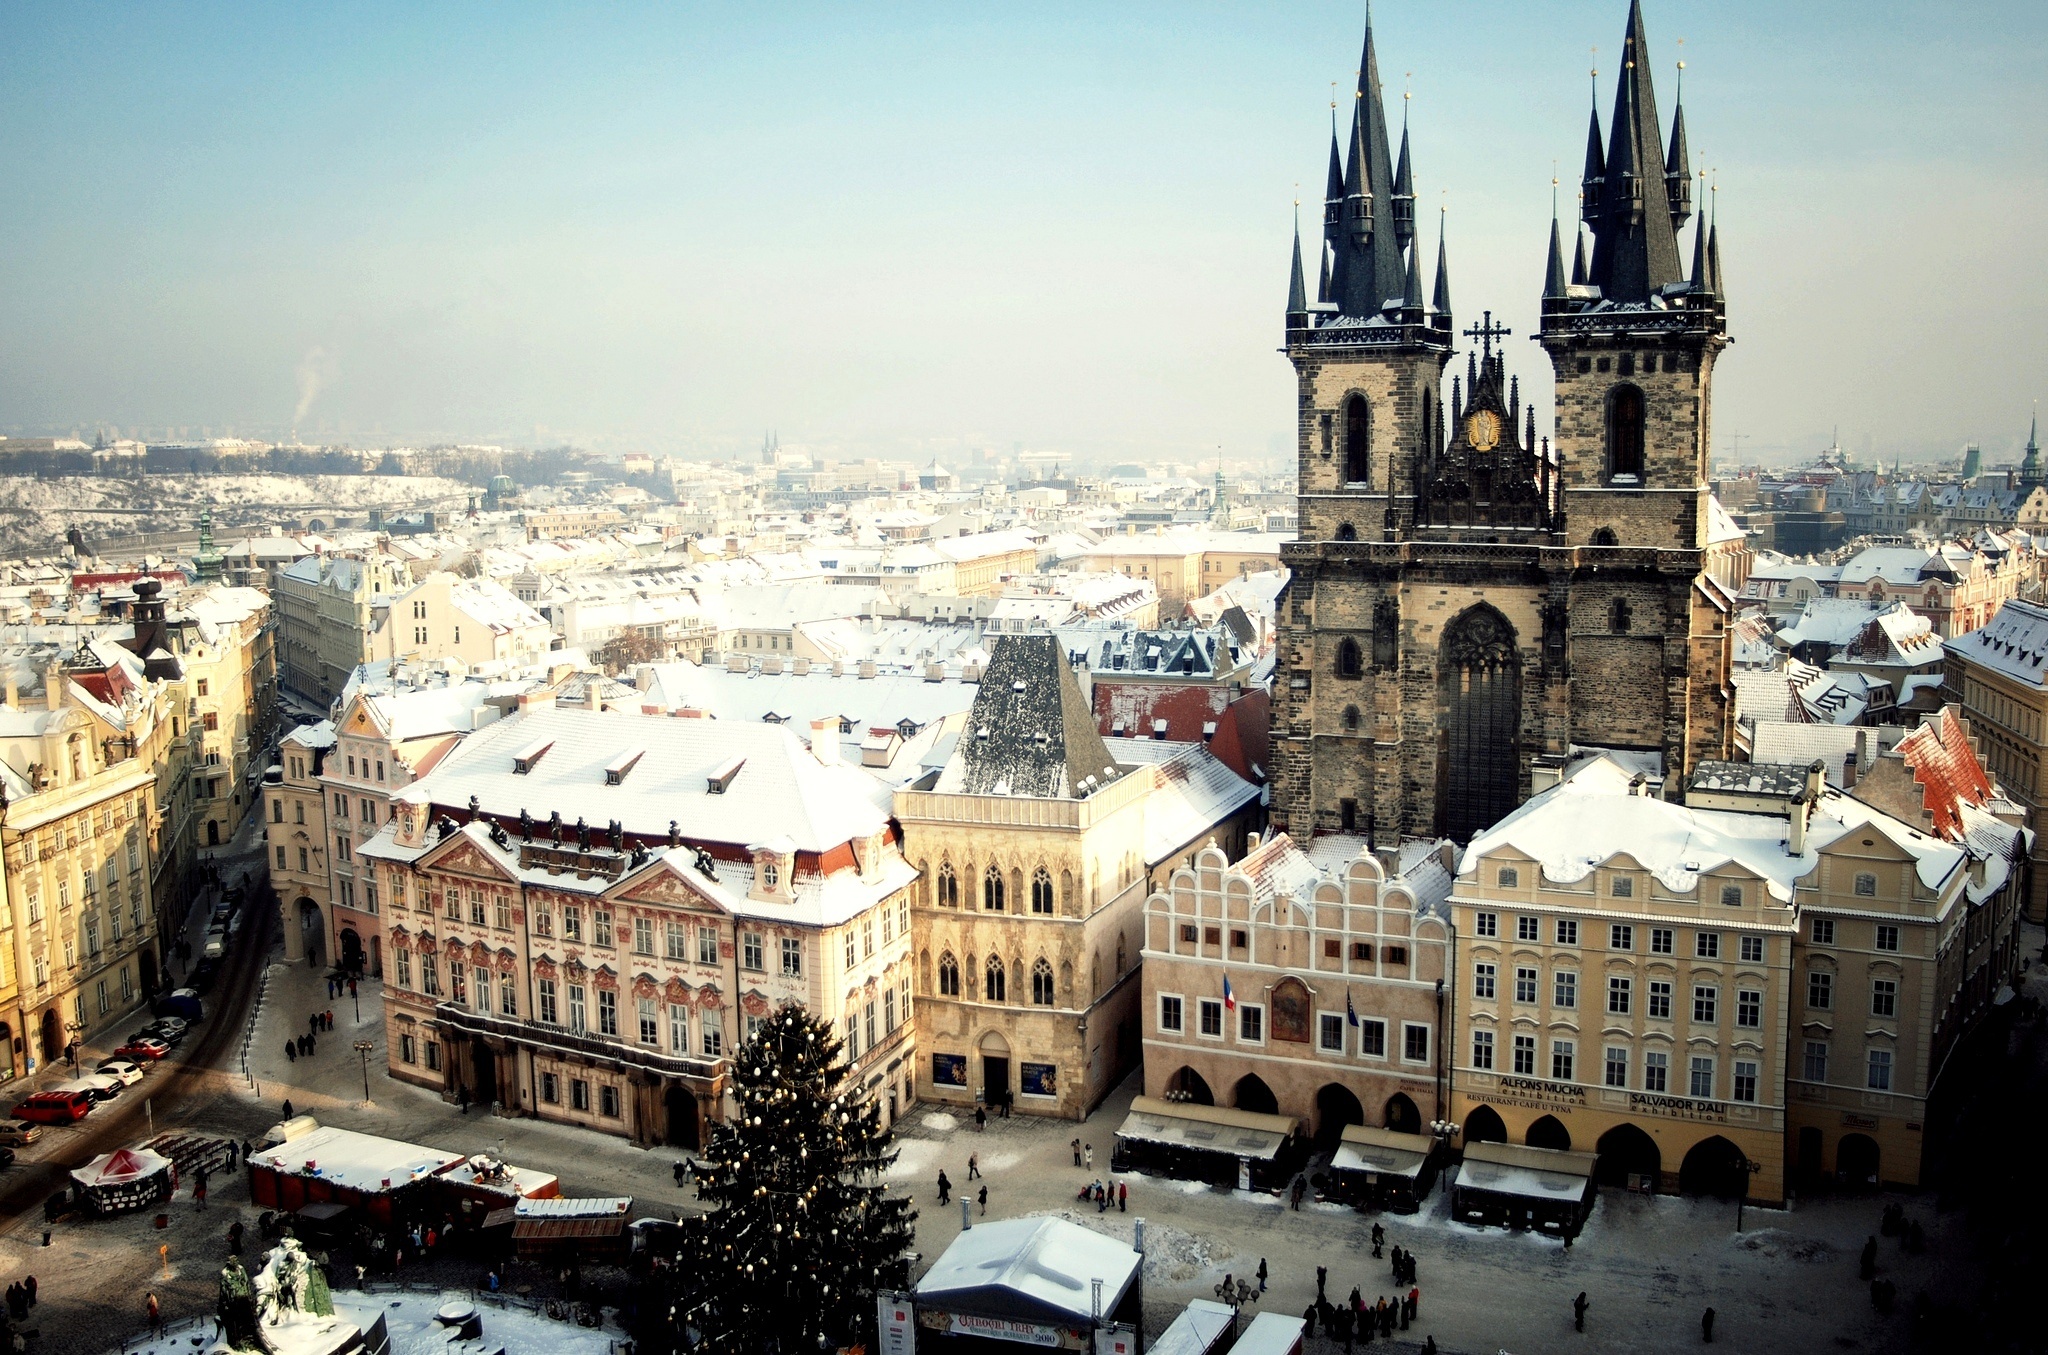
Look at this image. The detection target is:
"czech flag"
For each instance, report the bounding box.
[1222,975,1236,1012]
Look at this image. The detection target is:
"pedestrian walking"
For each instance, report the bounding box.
[194,1167,208,1210]
[147,1292,161,1336]
[1084,1144,1094,1171]
[1370,1222,1385,1258]
[978,1184,988,1216]
[1859,1236,1878,1280]
[967,1153,980,1180]
[241,1140,253,1170]
[1316,1265,1328,1301]
[936,1170,951,1205]
[1302,1304,1318,1337]
[1408,1286,1420,1319]
[1291,1176,1305,1210]
[1118,1181,1127,1212]
[674,1160,687,1187]
[325,1010,334,1031]
[285,1040,297,1063]
[27,1275,38,1305]
[1701,1307,1715,1343]
[1574,1291,1588,1332]
[1424,1337,1437,1355]
[228,1221,243,1253]
[1096,1181,1108,1213]
[282,1098,294,1120]
[349,978,357,999]
[1071,1138,1082,1167]
[1255,1258,1268,1292]
[974,1106,986,1132]
[458,1085,471,1115]
[1331,1306,1352,1353]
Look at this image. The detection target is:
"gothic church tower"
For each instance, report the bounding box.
[1270,0,1734,845]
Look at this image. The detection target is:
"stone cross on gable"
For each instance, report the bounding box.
[1462,310,1511,359]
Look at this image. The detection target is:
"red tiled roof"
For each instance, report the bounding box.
[1895,707,1993,840]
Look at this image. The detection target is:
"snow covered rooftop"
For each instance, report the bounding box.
[1948,598,2048,687]
[248,1124,465,1195]
[915,1215,1142,1325]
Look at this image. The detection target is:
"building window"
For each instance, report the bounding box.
[1511,1034,1536,1076]
[400,1034,417,1064]
[420,955,440,996]
[597,990,619,1037]
[395,951,412,989]
[1551,1039,1575,1082]
[639,996,659,1045]
[1473,963,1496,1000]
[1739,935,1765,963]
[1607,383,1646,480]
[984,955,1006,1003]
[1611,924,1634,951]
[1358,1018,1386,1058]
[571,1078,590,1112]
[698,925,719,966]
[1403,1023,1429,1064]
[568,984,586,1032]
[1695,932,1720,959]
[701,1009,725,1057]
[1335,638,1364,679]
[1648,981,1672,1020]
[539,1071,558,1103]
[1608,976,1632,1014]
[1497,866,1519,888]
[1604,1046,1629,1088]
[1239,1005,1264,1043]
[1867,1048,1892,1091]
[1813,918,1836,945]
[1692,985,1718,1024]
[563,906,582,942]
[1318,1013,1345,1053]
[742,933,764,971]
[1554,971,1578,1009]
[1688,1056,1715,1099]
[538,978,557,1024]
[1803,1040,1829,1082]
[1030,868,1054,915]
[1474,912,1497,938]
[1808,970,1833,1009]
[1514,967,1537,1004]
[1650,927,1674,955]
[1031,958,1054,1006]
[936,863,958,908]
[1732,1060,1758,1103]
[1644,1051,1669,1093]
[1610,875,1634,898]
[633,917,654,955]
[1874,924,1900,952]
[982,865,1005,912]
[1719,882,1743,907]
[593,910,614,948]
[1854,872,1877,898]
[670,1004,689,1053]
[424,1040,440,1071]
[1516,916,1539,942]
[781,937,803,978]
[1555,918,1578,946]
[1871,979,1897,1018]
[499,974,516,1016]
[845,932,856,968]
[1471,1029,1495,1070]
[1736,989,1762,1029]
[1198,999,1224,1038]
[938,953,960,997]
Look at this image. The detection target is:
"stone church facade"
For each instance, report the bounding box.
[1270,1,1735,845]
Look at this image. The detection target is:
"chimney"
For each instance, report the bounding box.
[1842,750,1859,789]
[809,718,839,767]
[586,678,604,711]
[1788,792,1810,857]
[516,691,555,716]
[3,673,15,709]
[44,663,62,711]
[1805,757,1827,804]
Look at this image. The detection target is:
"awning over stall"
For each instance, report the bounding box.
[1327,1124,1435,1182]
[1454,1140,1597,1202]
[1114,1096,1300,1162]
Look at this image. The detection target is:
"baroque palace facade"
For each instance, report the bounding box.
[1269,0,1734,846]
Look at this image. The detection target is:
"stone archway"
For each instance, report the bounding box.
[1526,1114,1572,1151]
[38,1009,61,1065]
[1233,1074,1278,1116]
[665,1084,701,1149]
[297,898,325,967]
[1596,1123,1662,1188]
[978,1031,1011,1108]
[1679,1135,1749,1198]
[1314,1083,1365,1150]
[1168,1066,1214,1106]
[338,928,365,974]
[1436,605,1522,842]
[1837,1134,1880,1189]
[1384,1091,1422,1135]
[1462,1104,1507,1146]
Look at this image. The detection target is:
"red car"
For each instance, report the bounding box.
[12,1091,90,1124]
[116,1038,171,1062]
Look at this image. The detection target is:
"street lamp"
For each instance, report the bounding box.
[1734,1154,1764,1232]
[64,1021,85,1069]
[353,1039,374,1104]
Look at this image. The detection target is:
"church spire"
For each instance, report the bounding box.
[1432,208,1453,323]
[1328,7,1408,318]
[1579,0,1687,303]
[1393,106,1416,246]
[1571,228,1590,286]
[2022,407,2042,491]
[1323,110,1345,250]
[1402,231,1425,319]
[1544,203,1570,306]
[1580,69,1606,221]
[1665,55,1693,229]
[1689,183,1711,294]
[1706,192,1724,296]
[1286,208,1310,329]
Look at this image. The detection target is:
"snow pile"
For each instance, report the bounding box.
[1026,1209,1235,1287]
[1732,1229,1835,1262]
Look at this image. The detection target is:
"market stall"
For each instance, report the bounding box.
[248,1124,465,1227]
[914,1216,1144,1352]
[508,1196,635,1263]
[1149,1298,1236,1355]
[1323,1124,1442,1213]
[1450,1140,1598,1236]
[1110,1095,1304,1191]
[71,1146,177,1215]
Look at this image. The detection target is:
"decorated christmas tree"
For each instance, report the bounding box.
[652,1002,916,1353]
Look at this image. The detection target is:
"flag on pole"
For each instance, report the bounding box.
[1222,975,1236,1012]
[1347,991,1359,1027]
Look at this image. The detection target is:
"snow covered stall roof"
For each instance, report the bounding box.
[915,1216,1142,1328]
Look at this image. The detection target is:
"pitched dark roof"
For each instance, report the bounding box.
[954,634,1121,800]
[1329,14,1407,318]
[1581,0,1687,303]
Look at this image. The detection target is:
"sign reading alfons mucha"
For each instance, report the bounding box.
[1487,1074,1587,1113]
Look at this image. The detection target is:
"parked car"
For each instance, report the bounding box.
[152,989,204,1022]
[144,1017,189,1041]
[0,1120,45,1146]
[11,1091,90,1124]
[57,1075,121,1104]
[116,1037,171,1062]
[95,1058,145,1086]
[0,1147,16,1170]
[186,958,222,993]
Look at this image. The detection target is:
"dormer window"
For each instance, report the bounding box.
[762,861,779,888]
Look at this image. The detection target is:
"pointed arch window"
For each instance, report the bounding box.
[985,955,1007,1003]
[1030,867,1054,915]
[1032,958,1055,1006]
[936,862,958,908]
[1335,522,1358,542]
[983,864,1005,912]
[1607,383,1646,482]
[1344,394,1371,486]
[1336,637,1364,679]
[937,951,960,997]
[1342,705,1361,732]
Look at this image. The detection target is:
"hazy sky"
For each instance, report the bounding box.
[0,1,2041,466]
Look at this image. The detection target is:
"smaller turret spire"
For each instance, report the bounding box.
[1580,57,1605,222]
[1392,89,1416,245]
[1402,233,1425,317]
[1543,186,1569,304]
[1323,104,1345,246]
[1286,205,1309,329]
[1689,190,1710,294]
[1571,227,1589,286]
[1665,50,1693,229]
[1431,206,1453,320]
[1706,179,1724,295]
